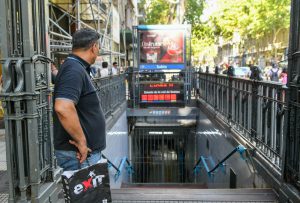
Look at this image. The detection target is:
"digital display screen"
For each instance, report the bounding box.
[140,83,183,103]
[141,94,177,102]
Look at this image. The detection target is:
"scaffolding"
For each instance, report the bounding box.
[49,0,126,65]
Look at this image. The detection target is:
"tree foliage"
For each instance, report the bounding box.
[138,0,176,24]
[184,0,214,58]
[184,0,204,25]
[184,0,290,60]
[210,0,290,41]
[139,0,291,60]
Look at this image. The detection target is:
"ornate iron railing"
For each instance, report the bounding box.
[198,73,288,172]
[93,74,126,118]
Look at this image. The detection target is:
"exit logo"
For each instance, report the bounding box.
[73,170,105,195]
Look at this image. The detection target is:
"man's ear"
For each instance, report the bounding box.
[91,44,97,54]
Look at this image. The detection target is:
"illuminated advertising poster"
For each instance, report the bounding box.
[139,29,184,69]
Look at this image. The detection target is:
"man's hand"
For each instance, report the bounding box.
[69,140,92,163]
[55,99,91,164]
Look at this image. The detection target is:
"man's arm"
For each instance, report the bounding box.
[54,99,91,163]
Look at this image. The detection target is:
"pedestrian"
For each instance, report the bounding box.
[100,61,109,77]
[112,62,118,75]
[227,65,235,77]
[205,66,209,73]
[249,65,263,81]
[119,65,124,73]
[268,62,279,81]
[279,67,288,85]
[91,56,102,77]
[50,63,58,84]
[53,28,106,171]
[214,65,219,74]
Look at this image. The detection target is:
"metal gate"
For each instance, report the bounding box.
[0,1,61,202]
[131,126,196,183]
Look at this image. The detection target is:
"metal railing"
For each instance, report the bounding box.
[193,145,247,177]
[93,74,126,118]
[284,96,300,189]
[198,73,287,172]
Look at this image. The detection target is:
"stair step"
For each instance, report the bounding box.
[111,188,278,202]
[121,183,208,189]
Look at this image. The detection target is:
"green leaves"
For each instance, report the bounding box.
[139,0,176,24]
[139,0,290,60]
[186,0,290,59]
[209,0,290,41]
[184,0,205,25]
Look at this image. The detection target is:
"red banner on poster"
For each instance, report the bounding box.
[139,30,184,64]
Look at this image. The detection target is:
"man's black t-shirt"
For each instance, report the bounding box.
[53,54,106,152]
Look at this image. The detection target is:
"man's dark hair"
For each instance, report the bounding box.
[214,66,219,74]
[282,67,287,73]
[250,65,262,80]
[102,61,108,68]
[113,62,117,65]
[72,28,100,50]
[271,62,278,68]
[227,66,235,76]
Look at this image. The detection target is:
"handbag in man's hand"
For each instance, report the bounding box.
[61,159,112,203]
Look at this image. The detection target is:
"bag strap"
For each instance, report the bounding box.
[67,56,86,70]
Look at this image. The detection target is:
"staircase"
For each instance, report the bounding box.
[111,188,278,202]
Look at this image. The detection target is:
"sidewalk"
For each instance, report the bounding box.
[0,129,5,138]
[0,128,8,202]
[0,129,7,171]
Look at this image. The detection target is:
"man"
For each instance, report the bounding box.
[227,65,235,76]
[53,28,106,171]
[112,62,118,75]
[100,61,109,77]
[90,56,102,77]
[50,63,58,84]
[268,62,279,81]
[249,65,263,81]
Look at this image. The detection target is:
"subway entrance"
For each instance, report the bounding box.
[131,126,196,183]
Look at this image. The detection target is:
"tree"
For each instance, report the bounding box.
[208,0,290,60]
[138,0,176,24]
[209,0,290,41]
[139,0,291,63]
[184,0,214,60]
[184,0,204,25]
[187,0,290,63]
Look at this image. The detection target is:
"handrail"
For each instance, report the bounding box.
[114,157,134,182]
[101,154,134,182]
[101,154,119,172]
[193,145,246,176]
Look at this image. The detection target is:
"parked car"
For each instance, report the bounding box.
[233,66,251,78]
[222,66,251,78]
